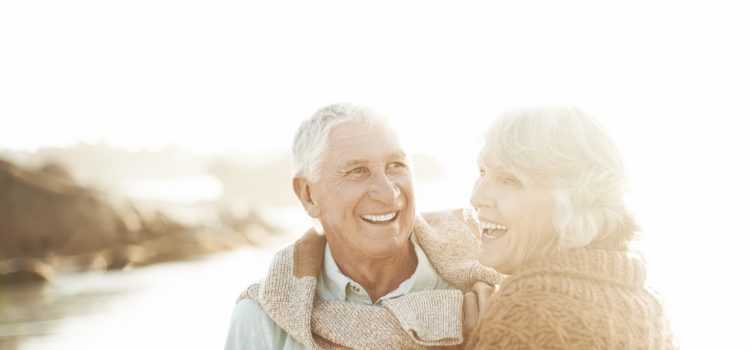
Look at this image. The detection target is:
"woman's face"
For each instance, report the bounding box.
[470,152,558,274]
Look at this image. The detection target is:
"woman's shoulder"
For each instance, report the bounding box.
[485,248,648,320]
[466,292,552,350]
[505,247,648,291]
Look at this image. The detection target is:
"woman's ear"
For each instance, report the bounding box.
[293,177,321,218]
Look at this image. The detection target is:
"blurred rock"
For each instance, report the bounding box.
[0,258,55,284]
[0,159,125,259]
[0,158,278,283]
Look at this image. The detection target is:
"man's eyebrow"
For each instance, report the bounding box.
[388,152,407,160]
[339,159,367,170]
[338,153,407,170]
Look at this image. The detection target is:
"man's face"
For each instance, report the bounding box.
[307,120,415,259]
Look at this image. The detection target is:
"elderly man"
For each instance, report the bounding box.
[225,103,501,349]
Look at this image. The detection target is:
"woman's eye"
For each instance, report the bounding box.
[503,177,521,186]
[479,168,486,177]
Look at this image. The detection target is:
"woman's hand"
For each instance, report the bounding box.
[462,282,497,338]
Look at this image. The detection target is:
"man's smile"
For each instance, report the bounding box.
[360,211,399,224]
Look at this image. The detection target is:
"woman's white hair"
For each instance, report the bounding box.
[482,106,636,249]
[292,103,385,182]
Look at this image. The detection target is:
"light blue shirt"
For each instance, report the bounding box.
[224,235,455,350]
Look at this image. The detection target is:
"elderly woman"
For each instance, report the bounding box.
[465,106,675,349]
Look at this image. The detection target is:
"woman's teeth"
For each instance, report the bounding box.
[480,221,507,239]
[361,212,398,223]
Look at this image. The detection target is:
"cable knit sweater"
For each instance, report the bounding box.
[466,248,675,350]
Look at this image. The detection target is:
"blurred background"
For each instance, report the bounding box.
[1,0,748,349]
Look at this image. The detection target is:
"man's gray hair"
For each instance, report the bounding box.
[292,103,384,182]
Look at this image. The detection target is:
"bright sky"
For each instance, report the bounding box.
[2,1,749,348]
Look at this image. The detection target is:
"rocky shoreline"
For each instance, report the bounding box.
[0,158,279,284]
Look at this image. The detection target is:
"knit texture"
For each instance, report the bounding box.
[465,248,675,350]
[237,209,504,349]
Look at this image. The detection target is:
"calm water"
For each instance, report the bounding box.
[0,234,295,350]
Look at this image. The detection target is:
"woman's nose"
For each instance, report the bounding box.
[470,178,494,209]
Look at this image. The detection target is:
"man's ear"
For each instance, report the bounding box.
[293,176,321,218]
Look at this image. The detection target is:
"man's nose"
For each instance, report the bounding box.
[369,172,400,203]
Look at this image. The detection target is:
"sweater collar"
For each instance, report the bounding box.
[512,247,648,289]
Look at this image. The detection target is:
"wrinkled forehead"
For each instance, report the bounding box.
[326,119,406,160]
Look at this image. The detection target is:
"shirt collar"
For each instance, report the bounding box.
[316,234,442,304]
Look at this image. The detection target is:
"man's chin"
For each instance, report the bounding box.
[360,233,410,253]
[359,223,406,237]
[365,231,408,244]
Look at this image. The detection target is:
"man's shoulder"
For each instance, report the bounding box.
[235,282,261,303]
[415,208,480,248]
[226,297,307,350]
[232,296,265,317]
[415,209,504,290]
[225,297,269,349]
[419,208,479,236]
[419,208,470,223]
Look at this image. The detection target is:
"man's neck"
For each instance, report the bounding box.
[329,240,418,303]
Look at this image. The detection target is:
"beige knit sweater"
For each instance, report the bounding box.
[465,247,675,350]
[238,209,504,349]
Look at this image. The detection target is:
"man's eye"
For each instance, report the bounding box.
[387,162,407,169]
[479,168,486,177]
[347,167,368,177]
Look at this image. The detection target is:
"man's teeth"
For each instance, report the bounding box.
[361,212,398,222]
